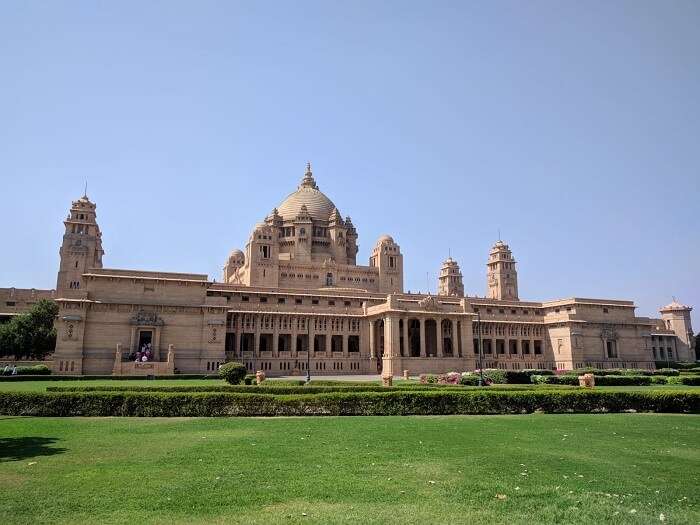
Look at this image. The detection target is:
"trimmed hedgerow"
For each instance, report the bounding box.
[666,375,700,386]
[532,374,660,386]
[46,384,472,394]
[0,374,221,382]
[531,375,579,385]
[0,389,697,416]
[1,365,52,375]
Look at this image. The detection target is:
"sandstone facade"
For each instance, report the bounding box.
[2,164,695,375]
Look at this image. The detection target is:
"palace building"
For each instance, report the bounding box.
[1,163,695,375]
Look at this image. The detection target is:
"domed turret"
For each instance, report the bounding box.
[369,234,403,293]
[223,249,245,284]
[276,163,338,221]
[487,239,518,300]
[438,257,464,297]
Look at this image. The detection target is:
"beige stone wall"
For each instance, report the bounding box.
[0,287,56,321]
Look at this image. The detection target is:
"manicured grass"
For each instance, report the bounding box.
[1,415,698,524]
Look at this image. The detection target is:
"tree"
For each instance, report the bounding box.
[0,299,58,359]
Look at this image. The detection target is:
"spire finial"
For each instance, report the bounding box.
[498,228,501,241]
[299,161,318,189]
[83,180,88,198]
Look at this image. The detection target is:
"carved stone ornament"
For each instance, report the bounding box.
[418,295,439,311]
[129,309,165,326]
[600,325,617,340]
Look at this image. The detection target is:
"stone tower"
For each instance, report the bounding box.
[438,257,464,297]
[370,235,403,293]
[659,300,695,360]
[487,240,518,300]
[56,193,104,297]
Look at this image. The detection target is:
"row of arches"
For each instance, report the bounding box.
[373,318,462,360]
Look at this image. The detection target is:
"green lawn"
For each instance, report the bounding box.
[0,415,697,524]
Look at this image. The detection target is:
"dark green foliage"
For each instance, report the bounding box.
[655,368,680,376]
[531,375,580,385]
[666,375,700,386]
[7,364,51,375]
[218,362,246,385]
[481,369,507,384]
[244,374,256,385]
[532,374,659,386]
[0,389,697,416]
[0,300,58,359]
[459,374,481,386]
[45,384,470,394]
[0,374,220,382]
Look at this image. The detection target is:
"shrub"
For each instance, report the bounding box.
[592,375,653,386]
[419,374,438,384]
[481,369,507,384]
[244,374,256,385]
[654,369,680,376]
[1,389,697,417]
[218,362,247,385]
[460,373,481,386]
[531,375,579,385]
[667,376,700,386]
[1,364,51,375]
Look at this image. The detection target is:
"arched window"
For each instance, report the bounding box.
[326,273,333,286]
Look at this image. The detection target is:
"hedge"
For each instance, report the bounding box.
[531,375,665,386]
[1,389,697,416]
[667,376,700,386]
[0,374,221,382]
[1,364,51,376]
[46,384,475,394]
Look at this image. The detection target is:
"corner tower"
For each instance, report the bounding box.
[487,240,518,300]
[659,300,694,359]
[438,257,464,297]
[56,193,104,297]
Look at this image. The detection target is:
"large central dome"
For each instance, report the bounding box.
[276,163,338,221]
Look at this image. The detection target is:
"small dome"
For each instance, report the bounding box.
[229,249,244,259]
[376,234,394,244]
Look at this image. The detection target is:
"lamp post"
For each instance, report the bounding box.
[477,311,485,387]
[306,316,311,383]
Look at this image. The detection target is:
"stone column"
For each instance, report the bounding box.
[403,317,409,357]
[342,331,349,357]
[419,318,426,358]
[451,318,459,357]
[436,318,444,357]
[369,320,375,359]
[254,315,261,357]
[272,314,279,357]
[308,316,315,355]
[291,316,298,357]
[154,327,162,361]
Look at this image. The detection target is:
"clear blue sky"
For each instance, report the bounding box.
[1,1,698,325]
